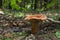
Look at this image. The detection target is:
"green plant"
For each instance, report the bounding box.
[2,0,10,8]
[46,0,57,9]
[5,37,13,40]
[14,12,25,18]
[2,0,60,12]
[55,30,60,38]
[10,0,22,10]
[18,32,26,36]
[2,0,22,10]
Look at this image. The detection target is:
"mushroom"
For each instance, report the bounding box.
[25,14,47,34]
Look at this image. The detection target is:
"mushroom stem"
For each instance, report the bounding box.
[31,21,38,34]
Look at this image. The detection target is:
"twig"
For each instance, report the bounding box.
[47,18,60,24]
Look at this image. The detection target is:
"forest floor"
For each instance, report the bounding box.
[0,11,60,40]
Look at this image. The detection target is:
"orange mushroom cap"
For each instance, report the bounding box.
[25,14,47,21]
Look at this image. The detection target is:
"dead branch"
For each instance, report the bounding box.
[47,18,60,24]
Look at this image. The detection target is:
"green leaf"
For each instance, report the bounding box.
[18,0,22,2]
[5,38,12,40]
[55,31,60,38]
[47,0,57,9]
[10,0,20,10]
